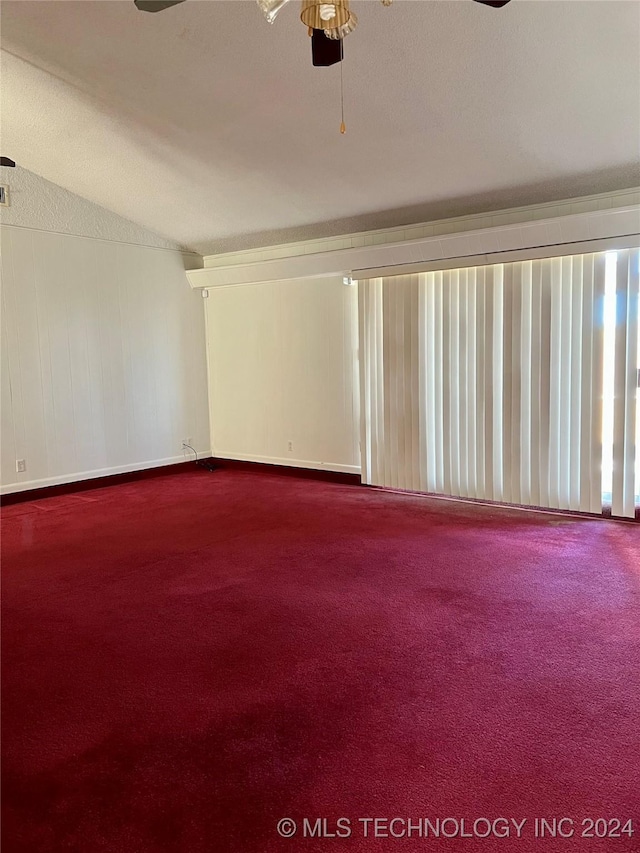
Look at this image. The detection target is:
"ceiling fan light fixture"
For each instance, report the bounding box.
[324,10,357,40]
[256,0,291,24]
[300,0,352,31]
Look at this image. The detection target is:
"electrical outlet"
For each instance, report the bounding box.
[182,437,192,448]
[16,459,26,473]
[287,441,293,452]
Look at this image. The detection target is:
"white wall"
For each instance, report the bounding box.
[0,163,184,251]
[198,192,639,481]
[1,170,209,494]
[205,277,360,474]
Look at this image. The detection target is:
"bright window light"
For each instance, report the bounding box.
[636,279,640,502]
[601,252,617,503]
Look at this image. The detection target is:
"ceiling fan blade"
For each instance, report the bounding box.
[0,157,16,167]
[473,0,512,6]
[134,0,186,12]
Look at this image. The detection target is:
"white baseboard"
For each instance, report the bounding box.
[213,451,361,476]
[0,451,213,495]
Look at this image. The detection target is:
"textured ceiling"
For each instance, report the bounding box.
[1,0,639,254]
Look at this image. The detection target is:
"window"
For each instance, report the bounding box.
[359,248,640,517]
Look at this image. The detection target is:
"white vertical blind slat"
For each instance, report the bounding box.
[569,256,583,510]
[502,263,514,504]
[538,259,553,509]
[442,272,452,496]
[483,269,495,500]
[475,266,486,500]
[510,262,523,506]
[519,261,533,505]
[364,280,372,484]
[458,269,469,498]
[357,279,370,483]
[467,268,478,499]
[424,273,436,491]
[382,280,392,488]
[450,270,461,497]
[589,255,606,513]
[612,249,640,517]
[491,266,504,501]
[548,257,563,509]
[558,256,573,509]
[392,282,403,489]
[434,272,445,493]
[411,277,423,492]
[529,260,542,508]
[375,280,385,486]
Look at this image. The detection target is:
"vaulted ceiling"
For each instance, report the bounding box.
[1,0,639,254]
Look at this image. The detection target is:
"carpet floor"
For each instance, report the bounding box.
[2,468,639,852]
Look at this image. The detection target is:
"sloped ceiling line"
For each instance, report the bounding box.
[2,0,639,253]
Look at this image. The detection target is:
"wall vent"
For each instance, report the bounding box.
[0,185,9,207]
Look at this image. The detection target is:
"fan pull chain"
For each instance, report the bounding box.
[340,57,346,134]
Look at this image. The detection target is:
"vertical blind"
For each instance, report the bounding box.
[612,249,640,517]
[358,249,640,518]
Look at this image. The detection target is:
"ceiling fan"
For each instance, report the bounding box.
[134,0,511,67]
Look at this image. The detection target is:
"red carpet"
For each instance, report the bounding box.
[2,468,639,851]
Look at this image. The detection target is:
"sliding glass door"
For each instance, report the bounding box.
[358,248,639,518]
